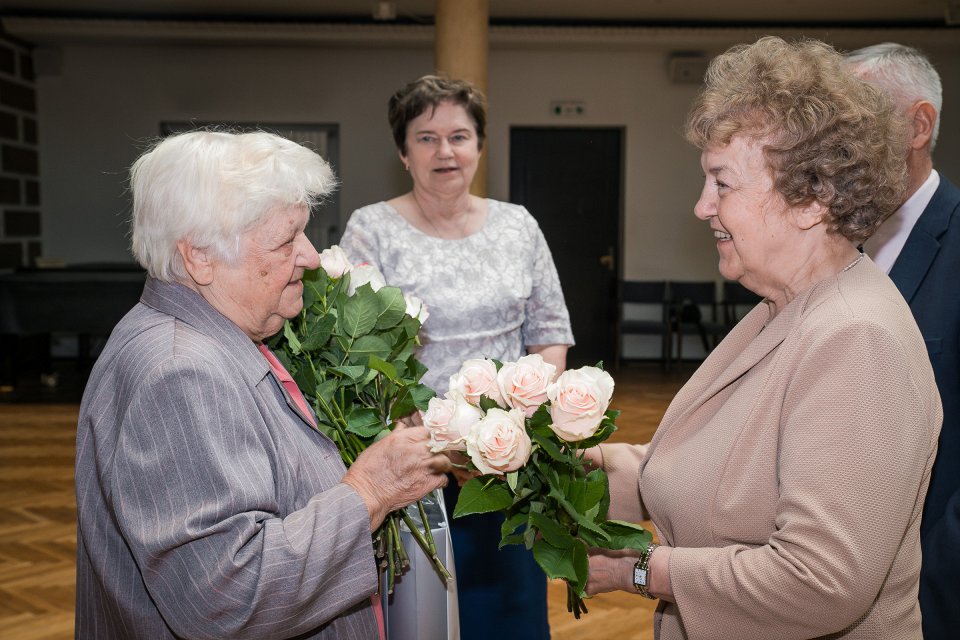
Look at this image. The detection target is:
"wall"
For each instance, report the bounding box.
[31,26,960,284]
[0,34,39,269]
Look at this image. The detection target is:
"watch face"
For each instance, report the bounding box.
[634,566,648,587]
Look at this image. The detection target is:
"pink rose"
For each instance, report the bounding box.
[497,353,557,417]
[448,359,504,406]
[546,367,615,442]
[318,245,353,278]
[422,396,483,453]
[466,408,531,475]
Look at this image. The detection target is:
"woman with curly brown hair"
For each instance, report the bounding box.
[584,37,941,639]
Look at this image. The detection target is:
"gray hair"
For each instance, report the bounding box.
[845,42,943,149]
[130,129,337,282]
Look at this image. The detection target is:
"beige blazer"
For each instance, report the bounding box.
[603,259,942,640]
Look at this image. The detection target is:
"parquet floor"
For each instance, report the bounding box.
[0,362,693,640]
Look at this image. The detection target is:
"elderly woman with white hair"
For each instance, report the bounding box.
[74,130,452,639]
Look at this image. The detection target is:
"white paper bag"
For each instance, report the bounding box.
[382,490,459,640]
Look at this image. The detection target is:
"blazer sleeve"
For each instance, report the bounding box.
[111,356,378,640]
[598,442,650,521]
[667,319,940,640]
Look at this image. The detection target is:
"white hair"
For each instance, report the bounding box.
[130,129,337,282]
[845,42,943,149]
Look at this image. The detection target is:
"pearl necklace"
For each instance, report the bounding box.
[841,251,864,273]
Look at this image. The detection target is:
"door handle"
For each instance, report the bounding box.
[599,247,615,271]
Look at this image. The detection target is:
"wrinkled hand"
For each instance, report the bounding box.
[343,424,452,530]
[585,550,636,596]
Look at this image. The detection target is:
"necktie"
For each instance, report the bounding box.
[257,344,387,639]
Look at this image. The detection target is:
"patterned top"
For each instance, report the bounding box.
[339,199,574,392]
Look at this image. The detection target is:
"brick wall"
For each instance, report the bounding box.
[0,35,39,270]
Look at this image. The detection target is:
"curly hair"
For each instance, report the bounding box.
[686,36,907,243]
[388,75,487,155]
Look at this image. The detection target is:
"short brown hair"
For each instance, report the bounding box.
[686,36,907,243]
[388,75,487,155]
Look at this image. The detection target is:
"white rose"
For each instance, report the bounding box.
[546,367,615,442]
[347,263,386,295]
[497,353,557,417]
[448,358,504,406]
[422,396,483,453]
[318,245,353,278]
[404,294,430,324]
[466,407,531,475]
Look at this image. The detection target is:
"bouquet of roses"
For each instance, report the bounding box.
[267,245,445,594]
[422,354,652,618]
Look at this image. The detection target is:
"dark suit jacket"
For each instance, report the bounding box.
[75,278,380,639]
[889,175,960,640]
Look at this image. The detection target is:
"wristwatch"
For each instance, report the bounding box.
[633,543,659,599]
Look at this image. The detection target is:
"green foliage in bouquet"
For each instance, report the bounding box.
[452,397,652,618]
[267,266,445,592]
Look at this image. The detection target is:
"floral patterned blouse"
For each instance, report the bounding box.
[339,199,574,392]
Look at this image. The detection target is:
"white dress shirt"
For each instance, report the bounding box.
[864,170,940,273]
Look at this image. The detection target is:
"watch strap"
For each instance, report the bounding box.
[633,543,659,599]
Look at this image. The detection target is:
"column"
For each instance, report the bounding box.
[434,0,489,196]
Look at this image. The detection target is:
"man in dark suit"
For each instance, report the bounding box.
[846,43,960,640]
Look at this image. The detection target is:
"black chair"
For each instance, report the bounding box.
[722,281,764,328]
[668,281,725,362]
[618,280,671,368]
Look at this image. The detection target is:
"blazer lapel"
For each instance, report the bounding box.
[889,177,957,303]
[644,297,797,466]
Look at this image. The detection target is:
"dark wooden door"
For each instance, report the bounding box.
[510,127,623,368]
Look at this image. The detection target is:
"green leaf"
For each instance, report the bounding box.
[582,520,653,552]
[579,469,608,514]
[345,407,384,438]
[532,538,588,588]
[453,478,514,518]
[530,429,567,463]
[389,383,436,420]
[347,335,391,365]
[529,512,575,549]
[282,321,303,355]
[375,286,407,329]
[368,355,398,382]
[501,512,527,539]
[300,314,336,352]
[330,365,367,383]
[548,487,609,541]
[313,378,339,405]
[478,396,502,412]
[340,286,379,338]
[507,470,519,492]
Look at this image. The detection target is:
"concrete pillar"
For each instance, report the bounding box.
[434,0,489,196]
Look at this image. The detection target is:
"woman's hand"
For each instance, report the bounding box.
[586,551,636,595]
[444,450,479,486]
[343,423,451,530]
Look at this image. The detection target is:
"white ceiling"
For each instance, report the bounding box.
[1,0,955,25]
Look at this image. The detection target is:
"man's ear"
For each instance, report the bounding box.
[909,101,937,151]
[176,239,214,286]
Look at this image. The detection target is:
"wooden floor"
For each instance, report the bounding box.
[0,362,693,640]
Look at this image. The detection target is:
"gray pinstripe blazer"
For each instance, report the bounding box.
[75,277,380,639]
